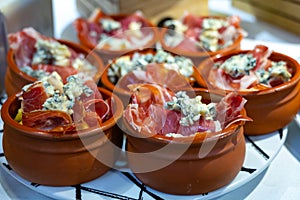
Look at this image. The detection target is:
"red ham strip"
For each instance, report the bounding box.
[19,76,110,132]
[124,84,251,136]
[208,45,274,90]
[117,63,191,91]
[8,27,85,82]
[84,99,110,121]
[22,110,73,132]
[21,82,49,113]
[73,9,152,47]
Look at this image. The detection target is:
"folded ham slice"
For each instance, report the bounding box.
[124,83,251,137]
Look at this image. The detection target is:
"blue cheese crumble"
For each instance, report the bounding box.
[39,73,94,115]
[164,91,217,127]
[100,19,121,32]
[255,61,291,85]
[164,17,237,52]
[32,39,71,66]
[108,49,194,83]
[20,66,50,80]
[216,54,256,78]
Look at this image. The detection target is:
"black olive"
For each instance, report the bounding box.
[157,17,174,28]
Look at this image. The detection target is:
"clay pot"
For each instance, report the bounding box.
[100,48,202,106]
[123,88,246,195]
[1,88,124,186]
[197,50,300,135]
[5,39,104,96]
[75,13,159,65]
[159,16,243,66]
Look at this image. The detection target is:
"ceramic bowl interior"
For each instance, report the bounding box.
[197,50,300,135]
[101,48,203,106]
[1,88,124,186]
[76,14,160,64]
[5,39,104,96]
[159,16,243,66]
[123,88,247,195]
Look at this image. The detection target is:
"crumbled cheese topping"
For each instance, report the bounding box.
[202,18,229,30]
[129,21,143,38]
[163,20,188,34]
[255,61,291,85]
[20,66,50,80]
[164,17,238,52]
[37,73,94,115]
[217,54,257,78]
[32,39,71,66]
[198,29,220,52]
[101,18,121,32]
[108,49,194,83]
[63,75,93,102]
[164,91,216,126]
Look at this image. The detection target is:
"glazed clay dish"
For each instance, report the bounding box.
[122,83,250,195]
[1,74,124,186]
[159,13,244,66]
[74,8,159,64]
[5,27,104,96]
[197,45,300,135]
[101,48,202,106]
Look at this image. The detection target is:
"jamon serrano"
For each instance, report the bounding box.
[207,45,292,90]
[124,84,251,137]
[8,27,96,83]
[74,9,154,50]
[18,73,110,132]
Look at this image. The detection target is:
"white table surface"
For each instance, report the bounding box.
[1,0,300,199]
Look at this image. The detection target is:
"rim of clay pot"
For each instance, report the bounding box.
[197,50,300,96]
[100,48,203,99]
[1,87,123,141]
[76,13,160,54]
[159,15,244,58]
[123,88,246,145]
[7,39,105,84]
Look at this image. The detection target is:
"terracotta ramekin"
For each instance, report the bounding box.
[123,88,246,195]
[159,16,243,66]
[101,48,202,106]
[1,88,124,186]
[197,50,300,135]
[5,39,104,96]
[74,13,159,65]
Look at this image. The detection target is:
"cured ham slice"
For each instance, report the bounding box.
[18,73,111,132]
[8,27,94,82]
[206,45,288,91]
[117,63,191,91]
[73,9,153,49]
[21,82,48,113]
[124,84,251,137]
[84,99,110,121]
[22,110,73,132]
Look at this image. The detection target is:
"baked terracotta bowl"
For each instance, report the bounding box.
[122,84,250,195]
[101,48,202,106]
[1,84,124,186]
[197,45,300,135]
[159,14,244,66]
[5,27,104,96]
[74,9,159,64]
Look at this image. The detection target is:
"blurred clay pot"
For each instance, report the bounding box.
[1,88,124,186]
[159,16,243,66]
[123,88,246,195]
[75,13,159,65]
[5,39,104,96]
[101,48,202,106]
[197,50,300,135]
